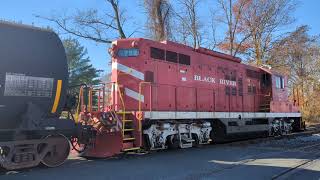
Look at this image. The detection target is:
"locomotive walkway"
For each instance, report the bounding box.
[1,129,320,180]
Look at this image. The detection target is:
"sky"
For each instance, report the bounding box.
[1,0,319,74]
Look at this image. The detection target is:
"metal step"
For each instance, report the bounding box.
[123,129,135,132]
[122,147,140,152]
[180,143,193,149]
[260,104,270,107]
[183,139,195,143]
[117,111,133,114]
[123,120,133,123]
[123,137,135,141]
[180,137,194,148]
[260,107,270,110]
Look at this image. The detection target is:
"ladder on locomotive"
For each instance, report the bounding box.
[259,94,272,112]
[117,111,141,152]
[78,83,141,152]
[259,73,272,112]
[116,84,141,152]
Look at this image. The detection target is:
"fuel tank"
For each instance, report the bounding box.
[0,22,68,130]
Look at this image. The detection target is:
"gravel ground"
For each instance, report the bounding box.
[1,134,320,180]
[255,133,320,151]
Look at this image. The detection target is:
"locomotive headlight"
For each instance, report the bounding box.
[131,41,139,47]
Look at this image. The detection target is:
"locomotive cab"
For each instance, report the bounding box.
[260,67,299,113]
[260,69,273,112]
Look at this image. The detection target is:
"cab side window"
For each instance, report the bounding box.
[275,76,284,89]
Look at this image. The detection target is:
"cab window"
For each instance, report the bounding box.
[117,48,139,57]
[275,76,284,89]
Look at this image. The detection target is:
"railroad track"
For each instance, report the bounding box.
[229,132,320,180]
[225,126,320,147]
[107,127,320,159]
[271,143,320,179]
[184,129,320,179]
[2,128,319,176]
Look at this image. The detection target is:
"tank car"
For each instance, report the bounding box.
[0,22,94,170]
[78,38,303,158]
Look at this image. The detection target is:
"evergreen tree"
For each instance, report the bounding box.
[63,38,102,88]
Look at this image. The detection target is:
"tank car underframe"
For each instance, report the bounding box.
[0,126,95,170]
[0,134,70,170]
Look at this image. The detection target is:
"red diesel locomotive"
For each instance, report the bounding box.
[79,38,302,158]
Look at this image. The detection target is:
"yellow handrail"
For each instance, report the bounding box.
[138,82,152,132]
[75,87,83,123]
[112,82,127,136]
[88,88,92,112]
[116,83,126,112]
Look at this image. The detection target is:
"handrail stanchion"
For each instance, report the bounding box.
[138,82,152,132]
[138,82,152,113]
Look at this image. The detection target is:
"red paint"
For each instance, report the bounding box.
[83,38,300,158]
[83,131,122,158]
[112,38,299,113]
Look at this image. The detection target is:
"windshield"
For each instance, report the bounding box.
[117,48,139,57]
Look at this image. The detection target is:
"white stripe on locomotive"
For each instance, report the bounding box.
[144,111,301,119]
[112,62,145,81]
[125,88,145,103]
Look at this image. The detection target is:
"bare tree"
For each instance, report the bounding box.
[269,25,320,120]
[240,0,297,65]
[207,11,219,50]
[37,0,130,44]
[175,0,202,48]
[215,0,251,56]
[144,0,173,41]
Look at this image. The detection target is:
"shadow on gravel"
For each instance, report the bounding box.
[2,136,320,180]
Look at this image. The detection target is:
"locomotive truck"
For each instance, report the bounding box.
[0,22,303,170]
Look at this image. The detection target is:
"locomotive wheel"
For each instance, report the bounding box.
[41,134,70,168]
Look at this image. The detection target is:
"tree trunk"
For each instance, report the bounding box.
[110,0,126,39]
